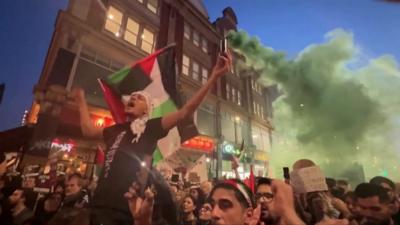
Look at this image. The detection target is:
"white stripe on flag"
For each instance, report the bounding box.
[144,59,169,106]
[144,59,181,161]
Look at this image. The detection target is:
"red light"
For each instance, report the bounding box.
[52,138,60,145]
[96,118,105,127]
[181,136,215,152]
[198,140,204,148]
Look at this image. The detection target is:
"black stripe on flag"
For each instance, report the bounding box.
[117,66,152,95]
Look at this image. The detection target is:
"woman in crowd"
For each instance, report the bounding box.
[189,186,205,216]
[179,195,198,225]
[197,201,212,225]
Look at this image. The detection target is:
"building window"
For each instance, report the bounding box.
[192,61,200,81]
[124,18,140,45]
[221,111,236,142]
[184,22,191,40]
[231,87,236,103]
[226,84,231,100]
[193,30,200,47]
[182,54,190,76]
[80,47,124,72]
[201,67,208,84]
[238,91,242,106]
[147,0,158,14]
[197,104,216,137]
[201,38,208,53]
[74,47,124,108]
[105,6,123,36]
[141,28,155,53]
[261,106,264,119]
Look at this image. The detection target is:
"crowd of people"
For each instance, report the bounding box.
[1,156,400,225]
[1,52,400,225]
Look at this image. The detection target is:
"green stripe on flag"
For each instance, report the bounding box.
[107,67,131,85]
[152,147,163,166]
[150,99,177,119]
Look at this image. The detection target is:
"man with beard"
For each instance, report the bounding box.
[256,177,279,225]
[370,176,400,224]
[8,188,36,225]
[353,183,397,225]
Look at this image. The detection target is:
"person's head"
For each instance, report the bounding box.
[201,181,213,196]
[292,159,315,171]
[325,178,337,191]
[54,182,65,195]
[345,191,356,214]
[8,188,36,209]
[122,92,152,119]
[44,193,63,212]
[370,176,396,202]
[199,201,213,221]
[337,179,350,193]
[23,176,36,188]
[65,173,83,196]
[209,179,255,225]
[256,178,276,223]
[256,178,273,209]
[181,195,197,215]
[190,187,200,201]
[354,183,396,224]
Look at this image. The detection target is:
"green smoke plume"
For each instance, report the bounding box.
[228,29,400,181]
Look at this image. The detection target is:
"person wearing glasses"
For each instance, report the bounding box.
[256,178,279,225]
[197,201,212,225]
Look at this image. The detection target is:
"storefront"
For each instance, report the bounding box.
[156,135,216,182]
[253,149,269,177]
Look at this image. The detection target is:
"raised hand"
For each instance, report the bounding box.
[247,204,265,225]
[211,51,232,79]
[124,182,155,225]
[71,87,86,105]
[270,179,306,225]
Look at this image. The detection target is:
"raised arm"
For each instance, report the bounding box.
[270,180,306,225]
[161,52,232,131]
[72,88,104,138]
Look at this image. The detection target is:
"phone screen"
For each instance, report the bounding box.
[283,167,290,180]
[220,38,228,53]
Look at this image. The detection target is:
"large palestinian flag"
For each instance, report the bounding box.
[98,45,198,164]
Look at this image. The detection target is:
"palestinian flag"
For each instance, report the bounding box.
[98,45,198,164]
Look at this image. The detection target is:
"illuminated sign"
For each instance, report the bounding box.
[51,138,75,152]
[222,142,241,156]
[254,150,268,161]
[182,136,215,152]
[91,115,114,127]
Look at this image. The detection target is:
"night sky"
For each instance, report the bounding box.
[1,0,399,131]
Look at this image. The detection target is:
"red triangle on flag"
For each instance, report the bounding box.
[98,79,126,123]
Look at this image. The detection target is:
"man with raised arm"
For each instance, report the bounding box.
[72,52,232,225]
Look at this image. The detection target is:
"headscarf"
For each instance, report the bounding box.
[122,91,154,143]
